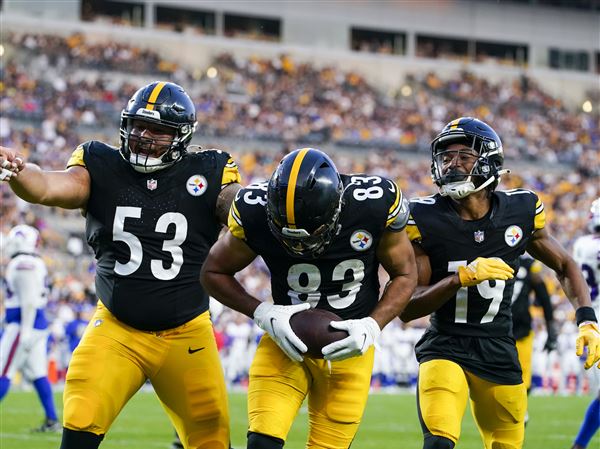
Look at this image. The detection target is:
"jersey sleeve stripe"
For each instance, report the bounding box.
[221,158,242,187]
[227,202,246,240]
[285,148,309,228]
[534,198,546,230]
[535,204,544,214]
[534,209,546,230]
[145,82,166,110]
[66,145,86,168]
[387,184,401,221]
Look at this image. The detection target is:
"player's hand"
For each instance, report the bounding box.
[322,317,380,362]
[544,321,558,352]
[457,257,514,287]
[253,302,310,362]
[0,146,25,181]
[576,321,600,369]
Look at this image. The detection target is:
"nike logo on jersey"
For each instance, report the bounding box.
[188,347,205,354]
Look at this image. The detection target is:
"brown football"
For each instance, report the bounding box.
[290,308,348,359]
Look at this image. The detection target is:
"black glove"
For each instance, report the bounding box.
[544,321,558,352]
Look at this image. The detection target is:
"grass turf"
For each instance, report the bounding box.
[0,390,597,448]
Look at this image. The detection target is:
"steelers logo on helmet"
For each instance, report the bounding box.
[350,230,373,251]
[504,225,523,247]
[186,175,208,196]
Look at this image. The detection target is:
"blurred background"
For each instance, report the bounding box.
[0,0,598,425]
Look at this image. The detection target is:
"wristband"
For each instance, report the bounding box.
[576,306,598,326]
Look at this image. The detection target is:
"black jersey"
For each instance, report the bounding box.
[511,255,553,340]
[408,189,545,384]
[228,174,409,320]
[407,189,546,338]
[66,141,241,331]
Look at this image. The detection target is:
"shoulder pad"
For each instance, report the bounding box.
[500,189,545,230]
[227,182,268,240]
[405,195,437,242]
[66,142,92,168]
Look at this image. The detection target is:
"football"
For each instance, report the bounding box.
[290,308,348,359]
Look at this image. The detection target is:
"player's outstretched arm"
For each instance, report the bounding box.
[371,229,417,327]
[1,146,90,209]
[201,231,261,317]
[201,231,309,362]
[527,228,593,312]
[527,228,600,369]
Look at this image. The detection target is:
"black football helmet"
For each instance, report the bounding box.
[267,148,344,258]
[119,81,197,173]
[431,117,507,199]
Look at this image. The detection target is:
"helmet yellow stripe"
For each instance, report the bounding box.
[449,118,462,129]
[286,148,309,228]
[146,82,166,110]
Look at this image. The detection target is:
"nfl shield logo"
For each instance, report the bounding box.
[474,230,485,243]
[147,179,158,190]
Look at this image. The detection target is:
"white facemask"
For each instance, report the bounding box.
[129,153,171,173]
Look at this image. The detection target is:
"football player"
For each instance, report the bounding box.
[571,197,600,449]
[201,148,417,449]
[511,253,557,424]
[0,225,61,432]
[0,81,241,449]
[399,117,600,449]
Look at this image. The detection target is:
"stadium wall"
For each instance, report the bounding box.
[1,2,599,108]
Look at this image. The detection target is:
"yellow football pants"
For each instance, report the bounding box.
[418,359,526,449]
[515,331,534,390]
[63,302,229,449]
[248,335,374,449]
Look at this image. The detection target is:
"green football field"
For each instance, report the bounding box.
[0,390,597,449]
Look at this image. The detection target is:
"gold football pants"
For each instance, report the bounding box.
[248,335,374,449]
[418,359,526,449]
[63,302,229,449]
[515,331,534,390]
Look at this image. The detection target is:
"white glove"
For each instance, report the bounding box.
[322,317,381,362]
[253,302,310,362]
[1,160,16,182]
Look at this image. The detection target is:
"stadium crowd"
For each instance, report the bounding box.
[1,31,598,394]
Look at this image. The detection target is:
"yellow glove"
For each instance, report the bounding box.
[576,322,600,370]
[457,257,514,287]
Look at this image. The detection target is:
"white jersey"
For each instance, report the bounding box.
[573,233,600,314]
[1,253,50,380]
[5,253,49,330]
